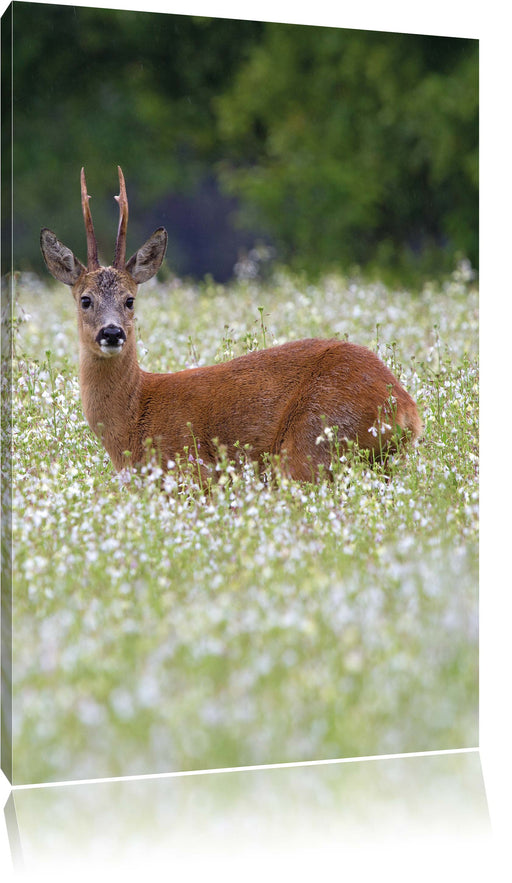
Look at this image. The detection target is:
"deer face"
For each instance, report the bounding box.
[72,268,138,358]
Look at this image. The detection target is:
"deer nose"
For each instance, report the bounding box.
[97,324,126,347]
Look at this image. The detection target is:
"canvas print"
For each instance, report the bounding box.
[1,2,478,785]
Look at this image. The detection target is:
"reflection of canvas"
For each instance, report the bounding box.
[5,753,491,878]
[2,2,478,787]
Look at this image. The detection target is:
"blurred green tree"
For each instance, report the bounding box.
[4,4,477,280]
[215,26,478,278]
[8,4,262,274]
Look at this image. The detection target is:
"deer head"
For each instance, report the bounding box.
[40,167,168,359]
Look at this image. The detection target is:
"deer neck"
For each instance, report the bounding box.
[79,337,143,469]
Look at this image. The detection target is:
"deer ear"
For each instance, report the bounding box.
[125,228,168,284]
[40,228,86,285]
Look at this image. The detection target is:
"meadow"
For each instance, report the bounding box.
[10,262,478,784]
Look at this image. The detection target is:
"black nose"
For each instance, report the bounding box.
[97,324,126,346]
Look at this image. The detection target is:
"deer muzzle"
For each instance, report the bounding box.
[96,324,127,355]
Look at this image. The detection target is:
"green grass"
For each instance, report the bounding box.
[10,262,478,784]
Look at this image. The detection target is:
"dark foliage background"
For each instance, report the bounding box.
[5,2,478,282]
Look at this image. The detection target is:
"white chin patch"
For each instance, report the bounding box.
[99,341,125,356]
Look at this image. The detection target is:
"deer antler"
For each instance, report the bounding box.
[113,166,129,268]
[80,168,99,270]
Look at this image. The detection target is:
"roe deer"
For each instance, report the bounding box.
[40,167,422,482]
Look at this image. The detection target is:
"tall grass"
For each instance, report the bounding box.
[10,263,478,784]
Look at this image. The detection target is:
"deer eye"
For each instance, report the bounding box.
[81,295,92,309]
[125,297,135,310]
